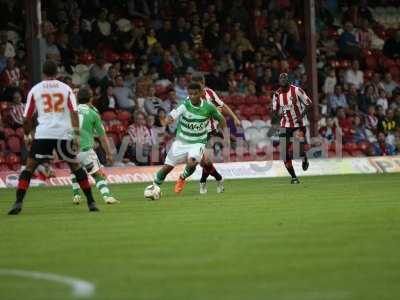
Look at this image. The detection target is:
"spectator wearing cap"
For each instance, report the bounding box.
[328,85,348,114]
[383,30,400,60]
[113,75,136,112]
[344,60,364,90]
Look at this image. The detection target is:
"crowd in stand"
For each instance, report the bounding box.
[1,0,400,170]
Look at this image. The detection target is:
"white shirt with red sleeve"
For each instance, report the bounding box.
[204,87,224,108]
[204,87,224,132]
[24,80,78,140]
[272,84,312,128]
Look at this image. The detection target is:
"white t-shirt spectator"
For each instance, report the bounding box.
[344,69,364,89]
[376,97,389,113]
[323,75,337,95]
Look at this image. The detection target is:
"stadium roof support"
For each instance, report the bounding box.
[304,0,319,136]
[25,0,43,85]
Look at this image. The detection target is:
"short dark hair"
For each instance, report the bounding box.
[77,86,92,104]
[188,82,202,91]
[192,73,205,84]
[42,60,58,77]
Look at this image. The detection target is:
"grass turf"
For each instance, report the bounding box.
[0,173,399,300]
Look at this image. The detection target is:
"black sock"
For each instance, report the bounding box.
[284,160,297,178]
[300,142,308,162]
[16,170,32,203]
[200,168,210,183]
[209,165,222,181]
[73,168,95,204]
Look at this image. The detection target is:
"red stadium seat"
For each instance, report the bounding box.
[258,95,271,104]
[105,52,120,63]
[15,127,24,139]
[246,95,258,105]
[389,66,400,79]
[102,111,117,122]
[79,52,95,65]
[116,111,132,124]
[120,52,135,63]
[0,101,9,110]
[3,127,15,138]
[7,136,22,153]
[365,56,377,70]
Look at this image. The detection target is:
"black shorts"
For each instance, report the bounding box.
[279,127,307,141]
[29,139,77,162]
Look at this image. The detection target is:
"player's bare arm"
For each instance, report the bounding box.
[70,110,80,150]
[99,135,114,165]
[221,104,241,127]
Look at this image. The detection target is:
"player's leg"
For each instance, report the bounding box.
[8,139,50,215]
[8,157,39,215]
[153,164,175,186]
[175,144,204,193]
[200,155,224,194]
[58,140,99,212]
[154,140,184,188]
[299,127,309,171]
[80,149,118,204]
[280,128,299,184]
[71,174,82,204]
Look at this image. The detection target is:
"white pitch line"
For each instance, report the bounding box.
[0,268,95,298]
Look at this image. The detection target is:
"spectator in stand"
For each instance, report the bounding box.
[92,9,111,43]
[56,33,74,74]
[126,112,153,165]
[365,105,378,134]
[378,109,397,135]
[89,54,108,85]
[376,89,389,114]
[113,75,136,112]
[0,43,8,74]
[0,30,15,58]
[9,90,24,129]
[373,131,396,156]
[358,84,377,113]
[380,73,398,97]
[174,75,188,101]
[217,33,233,58]
[0,57,21,99]
[353,115,368,144]
[44,33,61,63]
[356,19,372,50]
[100,66,118,88]
[323,68,337,95]
[157,20,176,49]
[347,84,360,111]
[344,60,364,90]
[144,86,165,116]
[319,117,337,144]
[383,30,400,60]
[163,90,178,113]
[329,85,348,114]
[335,107,353,143]
[95,84,116,113]
[338,22,360,59]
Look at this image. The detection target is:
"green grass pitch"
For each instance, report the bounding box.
[0,173,399,300]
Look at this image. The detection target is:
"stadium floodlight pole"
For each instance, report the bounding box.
[304,0,319,137]
[25,0,44,85]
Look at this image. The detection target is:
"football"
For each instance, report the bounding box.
[144,184,161,200]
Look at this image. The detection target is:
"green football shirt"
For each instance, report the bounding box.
[78,104,106,151]
[170,98,223,144]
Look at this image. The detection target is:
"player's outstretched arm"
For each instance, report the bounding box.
[221,104,241,127]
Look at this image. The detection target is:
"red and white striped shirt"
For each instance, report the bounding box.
[127,124,153,146]
[203,87,224,131]
[204,87,224,108]
[272,85,312,128]
[10,103,25,126]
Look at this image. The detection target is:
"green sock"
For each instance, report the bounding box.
[154,169,168,186]
[181,165,196,180]
[93,173,111,199]
[71,174,81,197]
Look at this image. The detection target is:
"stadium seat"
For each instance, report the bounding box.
[120,52,135,63]
[3,127,15,138]
[249,114,262,121]
[246,95,258,105]
[7,136,22,153]
[116,111,132,124]
[258,95,271,104]
[102,111,117,122]
[365,56,378,70]
[389,66,399,79]
[0,101,9,110]
[241,120,253,130]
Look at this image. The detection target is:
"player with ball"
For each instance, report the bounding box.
[144,82,227,200]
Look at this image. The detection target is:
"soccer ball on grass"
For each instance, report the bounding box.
[144,184,161,200]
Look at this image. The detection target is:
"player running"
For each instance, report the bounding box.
[191,74,241,194]
[8,60,99,215]
[272,73,312,184]
[151,82,227,194]
[71,87,119,205]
